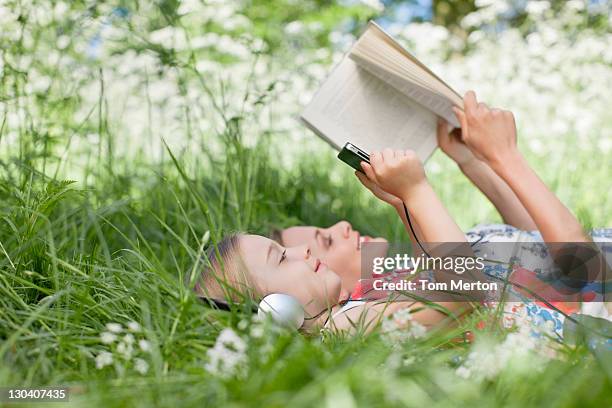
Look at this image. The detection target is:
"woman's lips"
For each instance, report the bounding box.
[315,259,324,273]
[358,235,371,249]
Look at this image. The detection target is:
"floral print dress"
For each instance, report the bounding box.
[466,224,612,339]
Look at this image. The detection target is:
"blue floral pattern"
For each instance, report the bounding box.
[468,224,612,339]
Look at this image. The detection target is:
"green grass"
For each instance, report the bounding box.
[1,124,611,406]
[1,2,611,406]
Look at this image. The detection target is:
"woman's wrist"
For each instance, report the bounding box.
[399,181,433,207]
[488,148,525,179]
[458,156,484,175]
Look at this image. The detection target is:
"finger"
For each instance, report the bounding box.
[463,91,478,115]
[361,162,379,184]
[355,170,370,187]
[369,152,383,175]
[436,118,450,144]
[449,127,463,141]
[382,148,394,162]
[453,107,469,140]
[478,102,489,113]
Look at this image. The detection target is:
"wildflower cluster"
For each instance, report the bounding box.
[205,314,285,379]
[95,321,152,375]
[381,308,428,347]
[455,325,555,380]
[205,328,248,379]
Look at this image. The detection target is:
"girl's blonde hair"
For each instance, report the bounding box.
[192,234,256,302]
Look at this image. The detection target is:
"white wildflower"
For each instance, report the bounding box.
[100,331,117,344]
[123,334,135,345]
[237,319,249,331]
[526,1,551,17]
[106,323,123,333]
[217,327,247,353]
[455,365,471,379]
[127,321,141,332]
[205,328,248,378]
[391,308,413,327]
[408,321,427,339]
[139,339,152,353]
[360,0,384,12]
[456,326,551,380]
[381,309,428,346]
[117,340,134,359]
[134,358,149,375]
[284,21,304,35]
[95,351,113,369]
[250,325,264,339]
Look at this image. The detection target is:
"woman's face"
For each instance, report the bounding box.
[238,234,348,318]
[280,221,388,292]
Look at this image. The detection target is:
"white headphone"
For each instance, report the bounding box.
[258,293,305,330]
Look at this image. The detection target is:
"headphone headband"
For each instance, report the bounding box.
[198,296,258,313]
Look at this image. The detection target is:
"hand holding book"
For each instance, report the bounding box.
[436,118,476,167]
[452,91,518,169]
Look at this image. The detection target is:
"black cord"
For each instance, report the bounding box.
[402,201,431,257]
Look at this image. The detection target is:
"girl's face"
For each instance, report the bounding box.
[280,221,388,292]
[238,234,348,319]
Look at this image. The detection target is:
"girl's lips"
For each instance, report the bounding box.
[358,235,371,249]
[314,259,324,273]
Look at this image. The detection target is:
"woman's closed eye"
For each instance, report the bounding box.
[279,249,287,264]
[325,235,333,248]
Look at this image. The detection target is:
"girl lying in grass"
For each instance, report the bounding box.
[194,91,611,337]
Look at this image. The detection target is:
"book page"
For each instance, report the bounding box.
[301,57,438,162]
[349,22,464,119]
[349,52,460,128]
[365,21,463,105]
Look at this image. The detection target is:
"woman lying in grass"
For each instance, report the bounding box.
[275,96,611,297]
[194,91,611,336]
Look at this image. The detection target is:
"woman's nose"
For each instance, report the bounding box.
[336,221,352,239]
[299,244,311,259]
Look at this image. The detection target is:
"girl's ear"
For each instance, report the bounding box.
[258,293,304,330]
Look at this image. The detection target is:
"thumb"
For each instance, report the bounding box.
[360,161,378,184]
[436,118,449,143]
[355,170,370,187]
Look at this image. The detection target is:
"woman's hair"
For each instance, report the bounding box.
[192,234,254,301]
[269,227,284,246]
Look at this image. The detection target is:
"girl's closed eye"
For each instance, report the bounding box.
[279,249,287,264]
[325,235,333,248]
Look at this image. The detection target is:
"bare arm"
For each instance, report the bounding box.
[361,149,487,304]
[437,119,536,231]
[454,91,589,244]
[459,158,537,230]
[327,300,471,334]
[355,170,425,254]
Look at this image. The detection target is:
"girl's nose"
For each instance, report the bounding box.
[338,221,352,238]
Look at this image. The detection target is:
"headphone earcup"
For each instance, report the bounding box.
[258,293,304,330]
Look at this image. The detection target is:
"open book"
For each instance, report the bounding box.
[301,21,464,162]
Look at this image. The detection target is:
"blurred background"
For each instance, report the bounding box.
[1,0,610,233]
[2,0,612,240]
